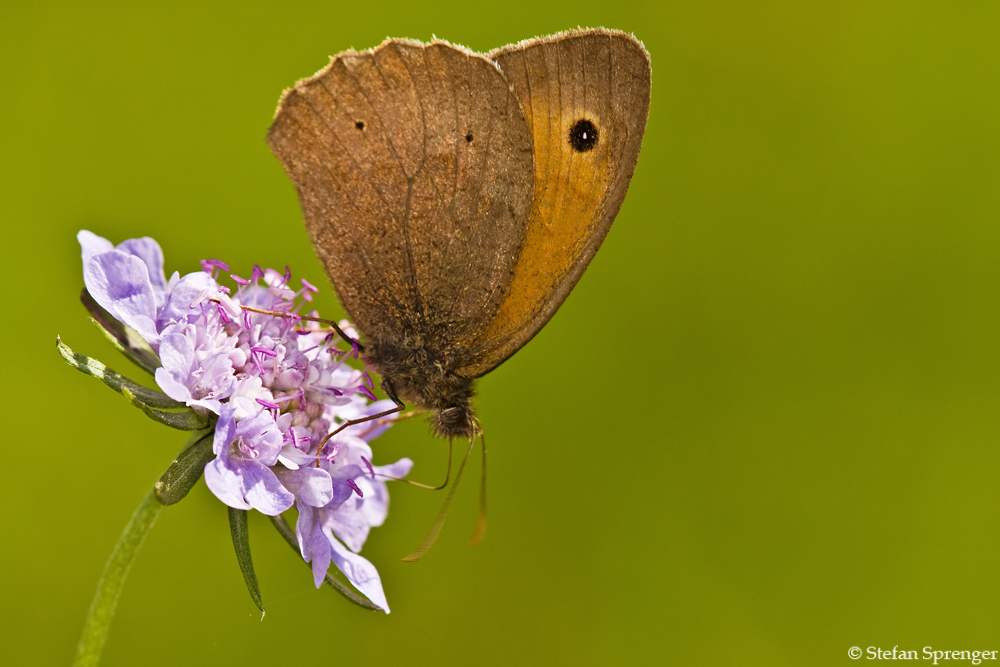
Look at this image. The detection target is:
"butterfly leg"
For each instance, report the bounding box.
[317,379,404,447]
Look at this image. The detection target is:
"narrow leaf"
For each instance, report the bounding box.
[56,336,183,409]
[267,514,383,612]
[228,507,264,614]
[81,288,160,375]
[121,388,208,431]
[154,430,215,505]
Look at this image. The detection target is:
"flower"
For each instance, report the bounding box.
[204,404,295,515]
[154,331,236,414]
[78,231,171,347]
[77,230,411,611]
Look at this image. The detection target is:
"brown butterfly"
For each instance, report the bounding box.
[267,28,650,554]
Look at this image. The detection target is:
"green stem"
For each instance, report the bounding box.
[72,489,164,667]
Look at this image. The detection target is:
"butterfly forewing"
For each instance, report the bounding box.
[267,39,534,352]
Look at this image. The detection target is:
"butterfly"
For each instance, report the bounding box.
[267,28,650,555]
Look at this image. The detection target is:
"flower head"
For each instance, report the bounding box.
[77,230,410,611]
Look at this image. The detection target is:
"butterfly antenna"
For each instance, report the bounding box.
[402,434,477,562]
[469,421,487,545]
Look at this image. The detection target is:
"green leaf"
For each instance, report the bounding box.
[120,387,208,431]
[228,507,264,614]
[56,336,183,409]
[154,430,215,505]
[267,514,383,612]
[57,337,208,430]
[80,288,160,375]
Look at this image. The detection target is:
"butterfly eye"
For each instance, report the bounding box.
[355,121,365,130]
[568,119,598,152]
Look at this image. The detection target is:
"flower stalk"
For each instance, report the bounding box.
[72,489,164,667]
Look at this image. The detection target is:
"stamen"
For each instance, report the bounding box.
[361,456,375,480]
[362,370,376,393]
[218,285,231,295]
[346,479,363,498]
[256,398,280,410]
[271,391,303,404]
[301,278,319,293]
[189,288,211,309]
[326,442,340,461]
[217,304,232,324]
[251,346,277,358]
[231,274,251,286]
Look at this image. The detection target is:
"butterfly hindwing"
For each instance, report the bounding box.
[455,29,651,377]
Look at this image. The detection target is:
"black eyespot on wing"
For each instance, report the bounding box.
[355,121,365,130]
[568,119,598,152]
[465,133,473,143]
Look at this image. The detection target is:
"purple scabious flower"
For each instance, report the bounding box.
[79,230,172,347]
[77,230,409,611]
[204,404,293,515]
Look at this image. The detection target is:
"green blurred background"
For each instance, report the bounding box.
[4,1,1000,665]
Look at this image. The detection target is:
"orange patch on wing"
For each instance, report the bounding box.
[460,106,613,375]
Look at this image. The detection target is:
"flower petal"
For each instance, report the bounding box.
[237,462,294,515]
[326,478,358,509]
[78,230,114,269]
[274,466,333,507]
[155,271,217,331]
[310,520,332,588]
[295,502,313,560]
[329,504,371,553]
[154,334,197,404]
[327,531,390,613]
[204,457,252,510]
[212,404,238,456]
[84,250,160,345]
[373,458,414,482]
[116,237,168,297]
